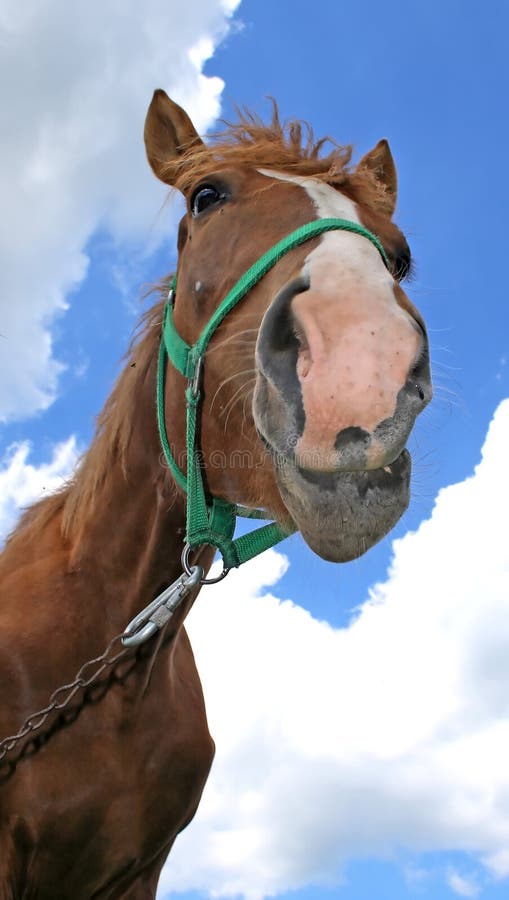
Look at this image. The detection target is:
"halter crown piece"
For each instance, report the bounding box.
[157,217,389,578]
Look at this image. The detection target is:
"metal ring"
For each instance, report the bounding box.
[181,544,230,585]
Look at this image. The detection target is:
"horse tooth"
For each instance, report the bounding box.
[383,465,392,474]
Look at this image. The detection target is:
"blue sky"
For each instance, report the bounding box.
[1,1,509,899]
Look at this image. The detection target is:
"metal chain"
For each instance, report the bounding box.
[0,567,204,774]
[0,630,129,765]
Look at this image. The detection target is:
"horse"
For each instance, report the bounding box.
[0,89,431,898]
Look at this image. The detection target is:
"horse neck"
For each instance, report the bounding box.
[63,353,193,629]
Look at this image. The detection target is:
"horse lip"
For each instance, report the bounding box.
[293,448,410,488]
[257,427,410,488]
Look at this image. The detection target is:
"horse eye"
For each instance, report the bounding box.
[191,185,223,217]
[392,251,412,281]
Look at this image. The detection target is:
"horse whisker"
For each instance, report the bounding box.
[208,327,259,354]
[209,368,256,412]
[223,380,256,432]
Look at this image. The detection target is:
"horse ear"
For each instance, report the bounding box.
[144,89,204,187]
[357,139,398,217]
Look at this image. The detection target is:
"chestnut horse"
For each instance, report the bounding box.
[0,91,431,897]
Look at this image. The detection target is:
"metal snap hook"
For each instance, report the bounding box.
[122,565,203,647]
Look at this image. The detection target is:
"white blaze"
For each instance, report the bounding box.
[257,168,393,289]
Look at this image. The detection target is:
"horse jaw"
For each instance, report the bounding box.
[271,449,411,562]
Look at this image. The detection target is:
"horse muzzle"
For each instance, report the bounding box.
[252,273,432,560]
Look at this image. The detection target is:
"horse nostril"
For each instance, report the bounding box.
[407,335,431,408]
[258,275,310,359]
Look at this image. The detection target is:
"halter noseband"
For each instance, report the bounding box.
[157,217,389,578]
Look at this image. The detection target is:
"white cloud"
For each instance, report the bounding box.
[0,438,79,539]
[0,0,240,422]
[157,398,509,899]
[446,869,480,898]
[483,848,509,880]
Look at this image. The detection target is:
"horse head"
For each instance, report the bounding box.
[144,90,432,563]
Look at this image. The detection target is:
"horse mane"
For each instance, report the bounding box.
[166,103,383,205]
[6,289,169,550]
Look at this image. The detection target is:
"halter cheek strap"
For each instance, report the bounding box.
[157,217,389,575]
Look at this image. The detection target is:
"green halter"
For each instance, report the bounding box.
[157,216,389,576]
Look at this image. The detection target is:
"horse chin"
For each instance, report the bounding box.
[272,449,412,562]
